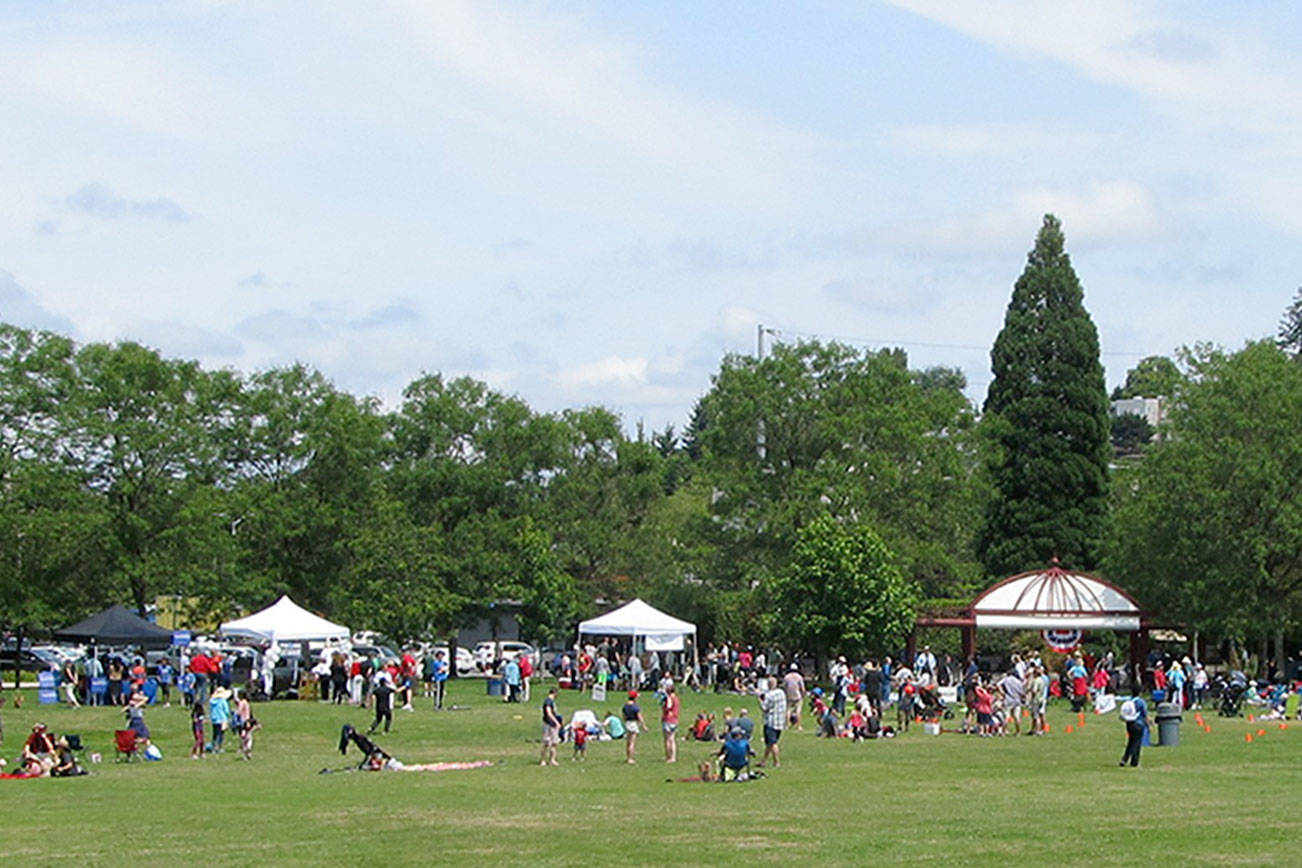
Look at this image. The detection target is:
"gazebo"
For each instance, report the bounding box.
[913,560,1148,679]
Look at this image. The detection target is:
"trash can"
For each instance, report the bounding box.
[1155,701,1182,746]
[487,677,504,697]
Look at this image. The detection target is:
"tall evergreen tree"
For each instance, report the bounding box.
[978,215,1111,577]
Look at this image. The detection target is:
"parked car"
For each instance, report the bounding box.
[32,645,85,665]
[474,641,538,669]
[0,646,63,672]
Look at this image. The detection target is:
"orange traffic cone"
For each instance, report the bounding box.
[1245,733,1253,743]
[1065,724,1074,734]
[1248,713,1255,722]
[1279,723,1288,730]
[1044,723,1051,733]
[1257,728,1266,736]
[1203,725,1212,733]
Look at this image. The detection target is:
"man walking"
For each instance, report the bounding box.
[783,664,806,730]
[759,676,787,768]
[540,687,561,766]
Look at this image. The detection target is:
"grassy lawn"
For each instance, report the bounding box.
[1,680,1297,866]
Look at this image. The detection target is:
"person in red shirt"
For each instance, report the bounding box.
[519,652,534,702]
[400,650,417,712]
[974,682,994,736]
[661,684,681,763]
[188,650,212,706]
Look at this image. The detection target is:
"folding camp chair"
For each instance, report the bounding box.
[114,729,140,762]
[1285,692,1300,720]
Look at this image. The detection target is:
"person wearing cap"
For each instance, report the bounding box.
[23,723,55,762]
[621,690,644,763]
[783,664,806,730]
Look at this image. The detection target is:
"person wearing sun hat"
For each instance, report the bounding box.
[210,686,232,753]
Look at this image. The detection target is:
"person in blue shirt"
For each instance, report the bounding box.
[504,658,522,703]
[431,651,449,711]
[718,728,754,781]
[1119,696,1150,767]
[156,661,174,708]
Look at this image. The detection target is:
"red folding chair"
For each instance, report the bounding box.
[114,729,140,762]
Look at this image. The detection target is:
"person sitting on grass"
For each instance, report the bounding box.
[818,703,839,738]
[23,723,55,763]
[51,737,85,777]
[733,707,754,741]
[692,712,716,742]
[718,727,754,781]
[846,708,870,741]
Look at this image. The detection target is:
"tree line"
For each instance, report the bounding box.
[2,217,1300,670]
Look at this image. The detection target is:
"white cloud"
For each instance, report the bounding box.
[554,354,695,408]
[717,305,761,342]
[558,356,649,391]
[823,277,935,315]
[3,39,246,141]
[886,1,1302,130]
[386,0,815,196]
[882,180,1163,254]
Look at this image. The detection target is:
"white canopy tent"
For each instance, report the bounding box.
[219,595,351,643]
[577,598,696,652]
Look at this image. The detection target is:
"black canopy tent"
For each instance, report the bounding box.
[54,604,175,649]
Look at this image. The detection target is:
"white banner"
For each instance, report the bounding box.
[644,634,684,652]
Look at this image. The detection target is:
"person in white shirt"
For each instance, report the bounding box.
[759,677,788,768]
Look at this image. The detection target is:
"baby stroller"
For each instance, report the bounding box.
[915,685,951,720]
[1217,673,1248,717]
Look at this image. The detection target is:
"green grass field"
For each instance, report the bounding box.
[1,681,1297,866]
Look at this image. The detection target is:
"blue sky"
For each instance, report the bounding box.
[2,1,1298,430]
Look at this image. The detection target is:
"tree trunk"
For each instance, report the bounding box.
[12,624,23,690]
[1274,630,1285,681]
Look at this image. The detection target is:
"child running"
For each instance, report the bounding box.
[191,701,207,759]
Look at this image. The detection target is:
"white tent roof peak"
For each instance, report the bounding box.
[971,565,1142,631]
[578,598,695,638]
[219,595,350,643]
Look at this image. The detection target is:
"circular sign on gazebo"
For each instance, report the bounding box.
[1042,629,1083,652]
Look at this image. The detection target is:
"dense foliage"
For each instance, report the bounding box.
[979,215,1112,577]
[4,215,1302,665]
